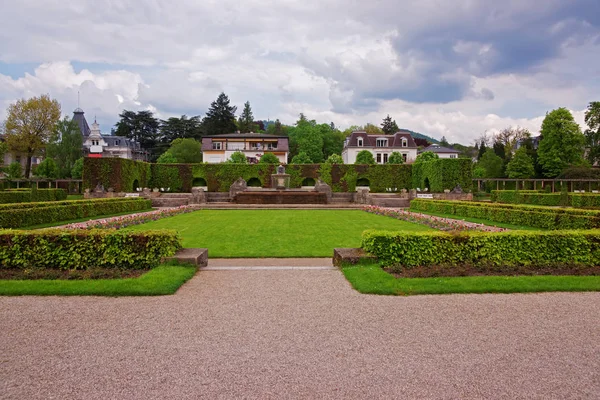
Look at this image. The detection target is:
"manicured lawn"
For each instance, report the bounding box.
[127,209,433,257]
[67,194,84,200]
[411,209,540,230]
[342,262,600,295]
[0,264,197,296]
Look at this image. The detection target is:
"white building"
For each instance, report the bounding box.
[419,144,460,159]
[342,131,419,164]
[201,133,289,164]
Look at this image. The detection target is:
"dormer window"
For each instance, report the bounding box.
[402,138,408,147]
[357,138,363,147]
[376,138,388,147]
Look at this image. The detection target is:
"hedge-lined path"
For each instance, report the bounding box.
[2,268,599,399]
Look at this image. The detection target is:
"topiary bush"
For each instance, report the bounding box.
[412,158,472,192]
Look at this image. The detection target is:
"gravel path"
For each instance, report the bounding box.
[1,268,599,399]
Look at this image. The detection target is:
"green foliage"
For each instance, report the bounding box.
[538,107,585,177]
[35,158,59,178]
[412,159,472,192]
[46,117,83,178]
[5,162,22,179]
[237,101,258,132]
[492,190,600,208]
[0,198,151,228]
[227,151,248,163]
[164,138,202,163]
[0,229,180,270]
[506,147,535,178]
[325,154,343,164]
[381,114,399,135]
[355,150,375,164]
[203,92,238,135]
[477,148,504,178]
[0,189,66,205]
[71,157,84,179]
[410,199,600,230]
[362,229,600,274]
[291,151,313,164]
[83,158,150,192]
[414,151,439,164]
[259,152,280,164]
[115,110,160,159]
[387,152,404,164]
[584,101,600,165]
[156,151,178,164]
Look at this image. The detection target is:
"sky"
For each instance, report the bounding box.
[0,0,598,145]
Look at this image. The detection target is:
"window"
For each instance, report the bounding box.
[357,138,363,147]
[115,140,120,146]
[450,154,457,158]
[376,138,388,147]
[402,153,407,162]
[402,138,408,147]
[212,142,222,150]
[383,153,388,164]
[267,143,276,150]
[376,153,382,163]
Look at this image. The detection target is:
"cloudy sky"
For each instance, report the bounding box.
[1,0,598,144]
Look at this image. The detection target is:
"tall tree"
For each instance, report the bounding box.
[439,136,450,147]
[584,101,600,165]
[158,115,203,155]
[477,139,488,161]
[237,101,258,132]
[381,115,399,134]
[114,110,160,158]
[477,148,504,178]
[203,92,237,135]
[505,147,535,178]
[538,107,585,177]
[46,117,83,178]
[163,138,203,163]
[4,95,61,178]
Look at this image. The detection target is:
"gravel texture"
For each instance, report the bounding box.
[1,267,599,399]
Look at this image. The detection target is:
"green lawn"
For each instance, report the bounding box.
[0,263,197,296]
[342,262,600,295]
[127,209,433,257]
[67,194,84,200]
[411,209,541,230]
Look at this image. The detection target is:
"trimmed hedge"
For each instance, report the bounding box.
[412,158,472,193]
[410,199,600,230]
[0,198,152,228]
[0,189,67,204]
[0,229,180,270]
[362,229,600,275]
[492,190,600,208]
[83,157,150,192]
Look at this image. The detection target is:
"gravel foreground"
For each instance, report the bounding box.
[1,268,599,399]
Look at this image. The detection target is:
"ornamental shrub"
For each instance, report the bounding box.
[387,152,404,164]
[355,150,375,165]
[412,158,472,192]
[227,151,248,164]
[414,151,439,164]
[259,152,280,164]
[0,229,181,270]
[291,152,313,164]
[362,229,600,275]
[325,154,343,164]
[35,158,59,179]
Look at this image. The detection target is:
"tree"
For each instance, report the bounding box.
[505,147,535,178]
[381,115,399,135]
[227,151,248,163]
[492,140,506,160]
[477,139,488,161]
[156,151,178,163]
[259,152,280,164]
[355,150,375,164]
[237,101,258,132]
[46,117,83,178]
[164,138,202,163]
[388,152,404,164]
[538,107,585,177]
[35,158,59,178]
[115,110,160,159]
[5,162,22,179]
[584,101,600,165]
[477,148,504,178]
[158,115,203,153]
[266,119,288,136]
[364,123,383,134]
[440,136,450,147]
[4,95,61,178]
[288,116,324,163]
[291,151,313,164]
[71,157,84,179]
[325,154,343,164]
[414,151,439,164]
[0,141,7,164]
[203,93,237,135]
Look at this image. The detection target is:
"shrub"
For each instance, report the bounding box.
[355,150,375,165]
[35,158,59,178]
[0,198,152,228]
[227,151,248,164]
[291,152,313,164]
[414,151,439,164]
[412,158,472,192]
[5,162,22,179]
[325,154,343,164]
[259,152,280,164]
[410,199,600,230]
[362,229,600,275]
[157,151,178,164]
[0,189,67,204]
[491,190,600,208]
[0,229,180,270]
[387,152,404,164]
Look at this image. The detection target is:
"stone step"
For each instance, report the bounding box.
[160,193,192,198]
[151,198,190,207]
[206,193,231,203]
[370,198,410,207]
[164,248,208,267]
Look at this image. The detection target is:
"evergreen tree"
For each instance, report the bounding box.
[538,108,585,177]
[203,92,238,135]
[440,136,450,147]
[584,101,600,165]
[478,148,504,178]
[237,101,258,132]
[115,110,160,158]
[381,115,399,135]
[477,140,487,160]
[506,147,535,178]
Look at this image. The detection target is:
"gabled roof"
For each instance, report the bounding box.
[72,108,91,137]
[420,144,459,154]
[345,130,417,148]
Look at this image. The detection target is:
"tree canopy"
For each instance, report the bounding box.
[203,92,237,135]
[414,151,439,164]
[584,101,600,165]
[381,115,399,135]
[505,147,535,178]
[70,157,84,179]
[325,154,343,164]
[46,117,83,178]
[237,101,258,133]
[477,148,504,178]
[227,151,248,163]
[355,150,375,164]
[156,151,178,164]
[291,151,313,164]
[163,138,202,163]
[388,151,404,164]
[115,110,160,159]
[34,158,59,179]
[4,94,61,177]
[259,152,280,164]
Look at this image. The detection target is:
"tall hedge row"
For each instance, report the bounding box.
[410,199,600,229]
[362,229,600,275]
[0,198,152,228]
[412,158,472,193]
[492,190,600,208]
[0,229,180,270]
[0,189,67,204]
[84,158,466,193]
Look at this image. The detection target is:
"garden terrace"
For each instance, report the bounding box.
[410,199,600,230]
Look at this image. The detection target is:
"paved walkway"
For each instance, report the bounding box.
[1,262,599,399]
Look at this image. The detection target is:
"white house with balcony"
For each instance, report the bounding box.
[342,130,418,164]
[201,133,289,164]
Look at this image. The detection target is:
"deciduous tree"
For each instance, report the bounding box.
[46,117,83,178]
[163,138,203,163]
[115,110,160,159]
[388,152,404,164]
[414,151,439,164]
[538,108,585,177]
[35,158,59,178]
[355,150,375,164]
[477,148,504,178]
[71,157,84,179]
[259,152,280,164]
[227,151,248,163]
[506,147,535,178]
[584,101,600,165]
[325,154,343,164]
[291,151,313,164]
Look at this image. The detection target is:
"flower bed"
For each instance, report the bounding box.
[362,205,507,232]
[64,205,195,229]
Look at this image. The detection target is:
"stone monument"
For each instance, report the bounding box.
[271,165,290,190]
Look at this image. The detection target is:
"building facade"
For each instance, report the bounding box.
[201,133,289,164]
[419,144,460,159]
[342,131,418,164]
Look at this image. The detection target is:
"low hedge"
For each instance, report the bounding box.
[0,197,140,211]
[570,194,600,208]
[0,189,67,204]
[0,229,181,270]
[0,198,152,228]
[491,190,600,208]
[362,229,600,276]
[410,199,600,229]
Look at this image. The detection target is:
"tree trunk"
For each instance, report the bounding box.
[25,153,33,179]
